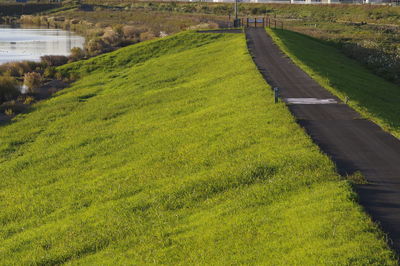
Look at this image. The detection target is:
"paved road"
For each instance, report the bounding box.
[245,27,400,253]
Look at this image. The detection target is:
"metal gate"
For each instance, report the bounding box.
[243,17,284,29]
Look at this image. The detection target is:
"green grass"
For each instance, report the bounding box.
[0,31,396,264]
[267,28,400,138]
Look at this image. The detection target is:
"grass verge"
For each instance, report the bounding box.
[267,28,400,138]
[0,31,396,264]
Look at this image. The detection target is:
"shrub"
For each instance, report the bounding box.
[251,8,260,15]
[44,67,56,78]
[4,108,14,116]
[23,96,35,105]
[20,15,34,24]
[55,72,64,81]
[113,24,124,36]
[86,38,109,56]
[40,55,69,67]
[24,72,43,93]
[68,72,80,82]
[139,31,156,41]
[122,25,140,39]
[69,47,85,62]
[0,61,37,77]
[126,26,149,40]
[0,75,19,103]
[102,28,123,46]
[1,63,20,77]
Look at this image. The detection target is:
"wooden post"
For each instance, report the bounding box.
[247,18,249,28]
[274,88,280,103]
[254,18,256,28]
[274,20,277,29]
[263,17,265,28]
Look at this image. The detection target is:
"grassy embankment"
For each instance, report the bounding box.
[0,32,396,264]
[267,28,400,138]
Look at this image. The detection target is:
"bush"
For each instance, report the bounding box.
[44,67,56,78]
[4,108,14,116]
[102,28,123,46]
[139,31,156,41]
[86,38,109,56]
[0,75,19,103]
[68,72,80,82]
[69,47,85,62]
[0,61,38,77]
[23,96,35,105]
[40,55,69,67]
[251,8,260,15]
[122,25,141,39]
[55,72,64,81]
[24,72,43,93]
[113,24,124,37]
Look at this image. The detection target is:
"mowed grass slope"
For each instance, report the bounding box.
[267,28,400,138]
[0,32,396,264]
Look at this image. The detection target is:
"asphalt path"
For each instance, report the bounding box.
[245,27,400,253]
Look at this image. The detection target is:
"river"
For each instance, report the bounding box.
[0,24,85,64]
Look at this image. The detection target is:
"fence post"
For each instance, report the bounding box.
[255,18,257,27]
[247,18,249,27]
[274,20,277,29]
[263,17,265,27]
[274,88,280,103]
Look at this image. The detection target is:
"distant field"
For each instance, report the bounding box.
[0,31,395,264]
[0,3,60,16]
[267,28,400,138]
[13,1,399,84]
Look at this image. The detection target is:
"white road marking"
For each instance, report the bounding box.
[284,98,338,105]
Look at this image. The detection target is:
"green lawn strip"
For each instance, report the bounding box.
[267,28,400,138]
[0,31,395,264]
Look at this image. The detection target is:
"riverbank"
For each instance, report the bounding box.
[15,2,229,56]
[0,24,85,117]
[0,78,68,124]
[0,25,85,64]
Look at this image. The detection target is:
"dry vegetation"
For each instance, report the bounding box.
[0,55,79,118]
[18,1,397,85]
[20,7,226,55]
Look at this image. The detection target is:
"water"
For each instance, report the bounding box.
[0,25,85,64]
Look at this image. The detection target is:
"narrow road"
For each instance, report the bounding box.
[245,27,400,253]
